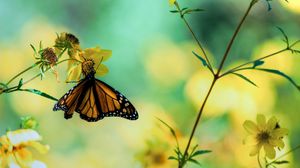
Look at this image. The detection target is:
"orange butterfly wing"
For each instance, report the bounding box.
[53,78,138,122]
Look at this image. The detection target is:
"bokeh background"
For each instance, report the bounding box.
[0,0,300,167]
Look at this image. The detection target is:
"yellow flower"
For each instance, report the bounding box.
[169,0,176,6]
[243,114,288,159]
[66,46,112,81]
[0,129,49,168]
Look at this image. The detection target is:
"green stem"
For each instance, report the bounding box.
[181,77,217,167]
[179,1,256,167]
[5,61,41,86]
[220,40,300,78]
[1,58,80,94]
[258,151,263,168]
[216,0,256,76]
[174,1,214,75]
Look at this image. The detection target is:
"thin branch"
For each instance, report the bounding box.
[216,0,256,76]
[174,1,214,74]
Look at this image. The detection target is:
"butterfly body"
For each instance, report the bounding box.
[53,68,138,122]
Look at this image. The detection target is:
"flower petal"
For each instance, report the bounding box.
[7,129,41,146]
[266,116,277,130]
[169,0,176,5]
[269,139,285,148]
[264,144,276,159]
[27,141,49,154]
[30,160,47,168]
[243,120,258,134]
[95,64,109,77]
[249,143,262,156]
[66,64,82,82]
[256,114,266,130]
[271,128,289,138]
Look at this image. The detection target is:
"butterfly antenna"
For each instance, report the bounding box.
[95,56,104,72]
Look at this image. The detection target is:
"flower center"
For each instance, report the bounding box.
[256,131,271,143]
[82,59,95,76]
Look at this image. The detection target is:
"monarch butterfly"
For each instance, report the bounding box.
[53,59,138,122]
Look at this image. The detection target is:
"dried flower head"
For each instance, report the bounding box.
[54,32,81,57]
[41,47,58,66]
[243,114,288,159]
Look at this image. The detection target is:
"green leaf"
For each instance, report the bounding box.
[256,68,300,91]
[170,10,179,13]
[276,27,289,47]
[273,160,289,165]
[183,8,204,15]
[192,51,207,67]
[191,150,212,158]
[168,156,178,160]
[188,158,202,166]
[253,60,264,68]
[0,83,8,89]
[232,72,258,87]
[156,118,177,140]
[19,89,58,101]
[17,78,23,89]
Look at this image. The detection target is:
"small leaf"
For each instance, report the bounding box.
[192,51,207,67]
[168,156,178,160]
[232,73,258,87]
[256,68,300,91]
[253,60,264,68]
[188,158,202,166]
[183,8,204,15]
[191,150,212,158]
[19,89,58,101]
[273,160,289,165]
[156,118,177,140]
[170,10,179,13]
[17,78,23,89]
[276,27,289,47]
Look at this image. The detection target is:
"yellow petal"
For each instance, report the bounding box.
[27,141,49,154]
[83,47,112,64]
[271,128,289,138]
[266,116,277,130]
[256,114,266,130]
[66,64,82,82]
[269,139,285,148]
[243,120,258,134]
[169,0,176,5]
[249,143,262,156]
[15,148,32,161]
[95,64,109,77]
[264,144,276,159]
[243,135,257,145]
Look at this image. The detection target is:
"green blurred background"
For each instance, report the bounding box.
[0,0,300,167]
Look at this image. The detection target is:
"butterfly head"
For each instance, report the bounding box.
[82,59,96,77]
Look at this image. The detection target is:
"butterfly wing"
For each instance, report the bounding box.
[92,79,138,120]
[54,78,138,122]
[53,79,89,119]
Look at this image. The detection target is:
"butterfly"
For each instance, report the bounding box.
[53,59,138,122]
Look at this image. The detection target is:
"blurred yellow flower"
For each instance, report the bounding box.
[0,129,49,168]
[66,46,112,81]
[169,0,176,6]
[243,114,288,159]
